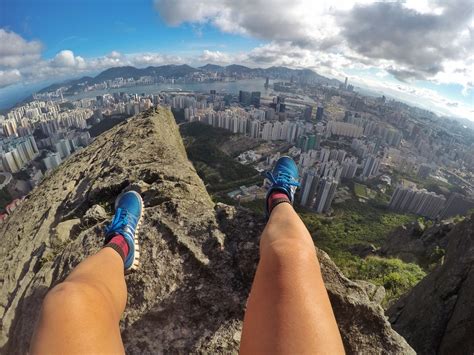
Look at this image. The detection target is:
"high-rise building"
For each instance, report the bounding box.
[297,134,318,152]
[43,152,62,170]
[275,96,286,113]
[1,151,19,173]
[55,139,72,159]
[303,106,313,122]
[360,155,380,179]
[316,107,324,121]
[389,186,446,219]
[239,90,252,106]
[440,193,474,219]
[326,121,363,138]
[250,92,261,108]
[300,169,319,207]
[249,120,261,139]
[314,177,338,213]
[298,160,340,213]
[341,157,358,179]
[2,120,18,137]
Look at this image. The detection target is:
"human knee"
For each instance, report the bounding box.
[42,281,97,314]
[265,237,317,269]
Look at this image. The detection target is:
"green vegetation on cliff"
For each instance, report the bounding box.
[180,122,261,192]
[349,257,426,306]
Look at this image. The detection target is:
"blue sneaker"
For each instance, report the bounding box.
[104,190,144,271]
[265,156,300,216]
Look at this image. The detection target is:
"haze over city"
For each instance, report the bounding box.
[0,0,473,120]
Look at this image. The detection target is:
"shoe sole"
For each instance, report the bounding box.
[120,190,144,272]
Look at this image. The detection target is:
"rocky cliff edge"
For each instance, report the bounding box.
[388,215,474,354]
[0,107,413,354]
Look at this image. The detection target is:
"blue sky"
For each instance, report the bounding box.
[1,0,262,59]
[0,0,472,119]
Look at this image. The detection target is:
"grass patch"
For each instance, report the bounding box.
[354,182,368,199]
[347,256,426,307]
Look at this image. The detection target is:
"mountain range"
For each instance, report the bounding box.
[38,64,340,94]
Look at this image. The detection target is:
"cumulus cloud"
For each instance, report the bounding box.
[0,29,42,68]
[154,0,341,48]
[339,0,473,80]
[51,50,86,68]
[0,69,22,88]
[199,50,232,64]
[129,52,184,67]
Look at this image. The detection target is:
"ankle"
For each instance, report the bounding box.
[104,234,129,263]
[267,191,291,215]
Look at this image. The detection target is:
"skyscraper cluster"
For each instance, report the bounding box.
[239,90,261,107]
[299,164,340,213]
[326,121,363,138]
[388,186,446,219]
[351,139,377,159]
[0,136,39,173]
[261,121,306,142]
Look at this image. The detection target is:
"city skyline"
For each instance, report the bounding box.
[0,0,473,120]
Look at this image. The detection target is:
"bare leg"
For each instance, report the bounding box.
[240,203,344,354]
[30,248,126,354]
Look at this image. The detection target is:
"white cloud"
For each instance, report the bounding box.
[199,50,232,64]
[52,50,79,67]
[0,29,42,68]
[129,52,184,67]
[1,45,185,87]
[0,69,22,88]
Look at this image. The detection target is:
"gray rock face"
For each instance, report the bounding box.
[380,221,453,266]
[388,215,474,354]
[0,108,413,354]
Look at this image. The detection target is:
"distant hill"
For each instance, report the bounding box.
[38,76,94,94]
[38,63,340,95]
[198,64,225,72]
[198,64,340,85]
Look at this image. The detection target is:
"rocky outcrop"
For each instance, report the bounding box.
[388,215,474,354]
[0,107,413,354]
[380,220,453,266]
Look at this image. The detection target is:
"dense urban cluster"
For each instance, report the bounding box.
[1,69,473,225]
[168,78,474,219]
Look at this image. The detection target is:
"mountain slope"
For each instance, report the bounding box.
[387,215,474,354]
[0,107,412,354]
